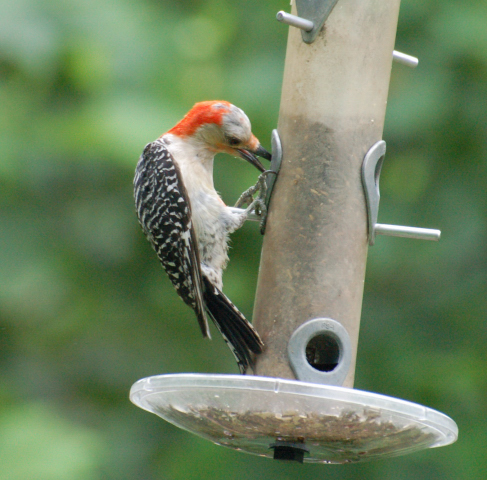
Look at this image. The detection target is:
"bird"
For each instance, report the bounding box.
[134,100,272,373]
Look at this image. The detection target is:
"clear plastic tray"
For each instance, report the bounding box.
[130,374,458,464]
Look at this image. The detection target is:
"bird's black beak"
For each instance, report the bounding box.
[237,145,272,173]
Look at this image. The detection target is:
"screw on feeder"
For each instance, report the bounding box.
[269,441,310,463]
[362,140,441,246]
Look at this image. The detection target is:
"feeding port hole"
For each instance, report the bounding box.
[288,318,352,386]
[306,333,340,372]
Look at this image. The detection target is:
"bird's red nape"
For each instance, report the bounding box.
[166,101,232,138]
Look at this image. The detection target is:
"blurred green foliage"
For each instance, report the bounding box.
[0,0,486,478]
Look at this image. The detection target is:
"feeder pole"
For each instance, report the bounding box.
[253,0,401,387]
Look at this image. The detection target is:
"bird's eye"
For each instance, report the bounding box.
[227,137,240,146]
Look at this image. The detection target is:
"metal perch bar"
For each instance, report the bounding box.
[276,11,314,32]
[393,50,419,68]
[375,224,440,241]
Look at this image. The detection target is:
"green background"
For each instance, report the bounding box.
[1,0,486,478]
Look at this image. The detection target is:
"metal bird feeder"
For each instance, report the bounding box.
[130,0,458,464]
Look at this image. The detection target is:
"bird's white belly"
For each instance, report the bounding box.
[190,190,239,289]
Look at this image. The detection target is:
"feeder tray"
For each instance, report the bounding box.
[130,374,457,464]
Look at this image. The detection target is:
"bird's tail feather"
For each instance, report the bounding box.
[203,277,264,374]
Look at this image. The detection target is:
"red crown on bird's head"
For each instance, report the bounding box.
[167,101,233,138]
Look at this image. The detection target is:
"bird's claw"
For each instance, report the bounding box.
[234,171,276,234]
[234,170,275,210]
[234,190,255,210]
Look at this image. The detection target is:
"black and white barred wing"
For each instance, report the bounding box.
[134,139,209,337]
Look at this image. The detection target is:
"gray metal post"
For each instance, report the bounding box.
[253,0,401,387]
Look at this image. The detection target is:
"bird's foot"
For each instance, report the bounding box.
[234,170,276,233]
[234,170,275,211]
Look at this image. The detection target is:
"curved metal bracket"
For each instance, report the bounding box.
[362,140,441,245]
[277,0,340,44]
[265,129,282,208]
[362,140,386,245]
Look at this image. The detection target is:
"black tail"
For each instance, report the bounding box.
[203,277,264,373]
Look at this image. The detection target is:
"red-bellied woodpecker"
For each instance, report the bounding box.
[134,101,271,373]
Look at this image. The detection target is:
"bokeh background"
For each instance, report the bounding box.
[1,0,486,478]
